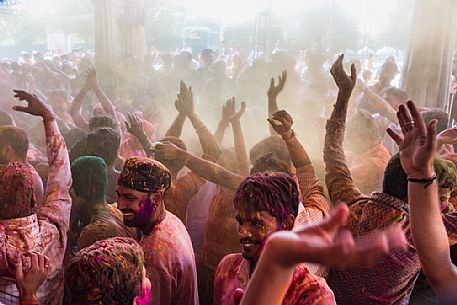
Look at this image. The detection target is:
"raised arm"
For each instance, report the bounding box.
[227,98,249,175]
[125,113,155,157]
[267,70,287,135]
[86,68,118,122]
[165,81,188,137]
[357,80,398,123]
[324,54,365,205]
[268,110,330,217]
[69,71,91,130]
[13,90,72,241]
[213,102,231,145]
[179,81,223,160]
[154,141,242,190]
[387,101,457,302]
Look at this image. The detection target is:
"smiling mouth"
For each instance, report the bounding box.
[122,211,135,219]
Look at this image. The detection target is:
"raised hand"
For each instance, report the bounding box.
[84,67,98,90]
[175,80,194,116]
[224,97,245,123]
[13,90,54,121]
[267,70,287,99]
[154,141,184,161]
[387,101,437,178]
[16,252,51,301]
[264,204,406,269]
[267,110,293,140]
[330,54,357,93]
[125,112,147,140]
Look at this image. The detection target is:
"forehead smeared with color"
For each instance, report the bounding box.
[233,172,299,222]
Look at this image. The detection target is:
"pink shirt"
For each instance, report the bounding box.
[140,211,199,305]
[214,253,336,305]
[0,120,71,305]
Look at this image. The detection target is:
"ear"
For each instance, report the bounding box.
[2,144,12,155]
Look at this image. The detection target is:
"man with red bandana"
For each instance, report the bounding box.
[213,172,335,305]
[116,157,199,305]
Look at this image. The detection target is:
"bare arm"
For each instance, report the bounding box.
[387,101,457,302]
[86,68,118,121]
[125,113,155,157]
[228,98,249,175]
[179,81,223,159]
[165,81,189,137]
[241,204,406,305]
[69,86,90,130]
[155,142,242,190]
[269,110,330,215]
[214,104,231,145]
[267,71,287,135]
[324,55,365,205]
[358,81,397,123]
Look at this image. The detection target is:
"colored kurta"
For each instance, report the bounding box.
[77,204,139,250]
[214,253,336,305]
[324,116,457,305]
[140,211,199,305]
[0,120,71,305]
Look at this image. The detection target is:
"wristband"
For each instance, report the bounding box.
[407,175,437,188]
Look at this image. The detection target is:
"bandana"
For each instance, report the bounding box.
[118,157,171,193]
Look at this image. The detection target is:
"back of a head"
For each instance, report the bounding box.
[71,156,107,203]
[87,127,120,166]
[346,110,380,147]
[63,128,87,151]
[0,162,35,220]
[422,109,449,134]
[88,115,117,131]
[0,111,15,126]
[250,153,292,176]
[234,172,299,223]
[0,125,29,161]
[66,237,144,305]
[382,154,457,200]
[249,135,291,167]
[380,86,408,104]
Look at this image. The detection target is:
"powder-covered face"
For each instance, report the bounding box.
[116,185,162,230]
[439,187,451,211]
[235,205,279,262]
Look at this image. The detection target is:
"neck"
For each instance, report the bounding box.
[141,201,165,235]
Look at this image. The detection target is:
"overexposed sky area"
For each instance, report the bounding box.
[177,0,404,34]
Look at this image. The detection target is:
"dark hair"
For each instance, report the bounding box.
[0,111,14,126]
[87,128,120,166]
[0,126,29,160]
[250,153,292,176]
[234,172,299,223]
[63,128,87,151]
[382,154,408,200]
[383,154,457,200]
[71,156,107,203]
[346,110,380,143]
[422,110,449,134]
[65,237,144,305]
[88,115,117,131]
[249,135,291,166]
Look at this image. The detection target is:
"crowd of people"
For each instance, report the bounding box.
[0,42,457,305]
